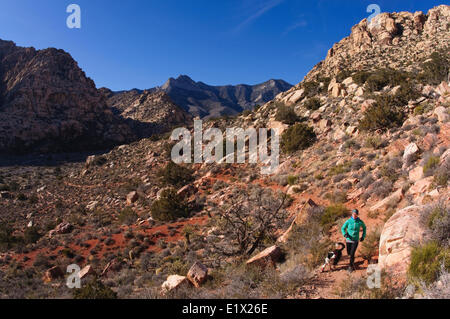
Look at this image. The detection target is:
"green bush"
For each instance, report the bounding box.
[336,69,353,83]
[73,278,117,299]
[0,223,15,250]
[304,97,321,111]
[158,162,194,188]
[352,71,371,86]
[275,103,300,125]
[281,123,316,154]
[24,226,41,244]
[302,81,320,98]
[423,156,440,176]
[321,204,349,229]
[359,95,405,131]
[365,69,409,92]
[118,207,138,225]
[151,188,189,222]
[417,51,450,85]
[360,228,381,261]
[287,175,298,186]
[408,241,449,285]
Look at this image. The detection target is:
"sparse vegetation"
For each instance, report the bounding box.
[281,123,316,154]
[151,188,189,222]
[275,102,300,125]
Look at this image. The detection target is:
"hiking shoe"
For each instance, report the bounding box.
[347,266,354,273]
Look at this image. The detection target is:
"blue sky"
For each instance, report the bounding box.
[0,0,445,90]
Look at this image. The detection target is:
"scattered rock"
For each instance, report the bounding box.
[79,265,96,280]
[43,266,64,282]
[434,106,449,122]
[126,191,139,205]
[246,245,282,268]
[49,223,73,238]
[161,275,190,293]
[187,262,208,288]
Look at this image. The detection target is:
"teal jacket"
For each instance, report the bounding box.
[341,218,367,242]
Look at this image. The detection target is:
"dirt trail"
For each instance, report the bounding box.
[292,194,382,299]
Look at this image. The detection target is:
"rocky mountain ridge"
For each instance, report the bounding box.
[109,75,292,119]
[0,39,136,154]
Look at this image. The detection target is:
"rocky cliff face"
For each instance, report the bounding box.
[0,39,136,154]
[305,5,450,81]
[102,89,192,135]
[160,75,292,118]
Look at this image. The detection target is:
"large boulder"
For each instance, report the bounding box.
[161,275,190,293]
[187,262,208,288]
[126,191,139,205]
[43,266,64,282]
[246,245,282,268]
[379,206,428,275]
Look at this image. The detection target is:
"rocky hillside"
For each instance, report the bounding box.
[0,40,136,154]
[160,75,292,118]
[0,5,449,299]
[304,5,450,82]
[102,89,192,137]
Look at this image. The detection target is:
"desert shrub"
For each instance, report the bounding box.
[158,162,194,188]
[369,179,393,199]
[365,136,388,149]
[359,95,405,131]
[336,69,352,82]
[408,241,450,285]
[343,139,361,150]
[358,174,374,189]
[420,267,450,298]
[24,226,41,244]
[321,204,349,230]
[417,51,450,85]
[281,123,316,154]
[213,185,288,256]
[0,223,16,251]
[423,203,450,246]
[334,271,404,299]
[304,97,321,111]
[329,162,351,176]
[324,191,347,204]
[433,157,450,188]
[287,175,298,186]
[275,102,300,125]
[365,69,408,92]
[352,71,371,85]
[302,81,320,98]
[360,228,381,261]
[118,207,138,225]
[380,158,402,183]
[391,83,420,106]
[73,278,117,299]
[151,189,188,222]
[351,159,365,171]
[423,155,440,177]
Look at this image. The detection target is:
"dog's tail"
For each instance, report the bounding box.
[337,242,345,251]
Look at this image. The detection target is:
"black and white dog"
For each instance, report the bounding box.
[321,243,345,272]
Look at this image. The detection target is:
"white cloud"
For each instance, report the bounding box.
[233,0,284,33]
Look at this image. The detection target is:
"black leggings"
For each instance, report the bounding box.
[346,241,359,267]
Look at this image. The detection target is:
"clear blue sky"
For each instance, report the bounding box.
[0,0,445,90]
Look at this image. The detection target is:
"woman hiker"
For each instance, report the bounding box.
[341,209,367,272]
